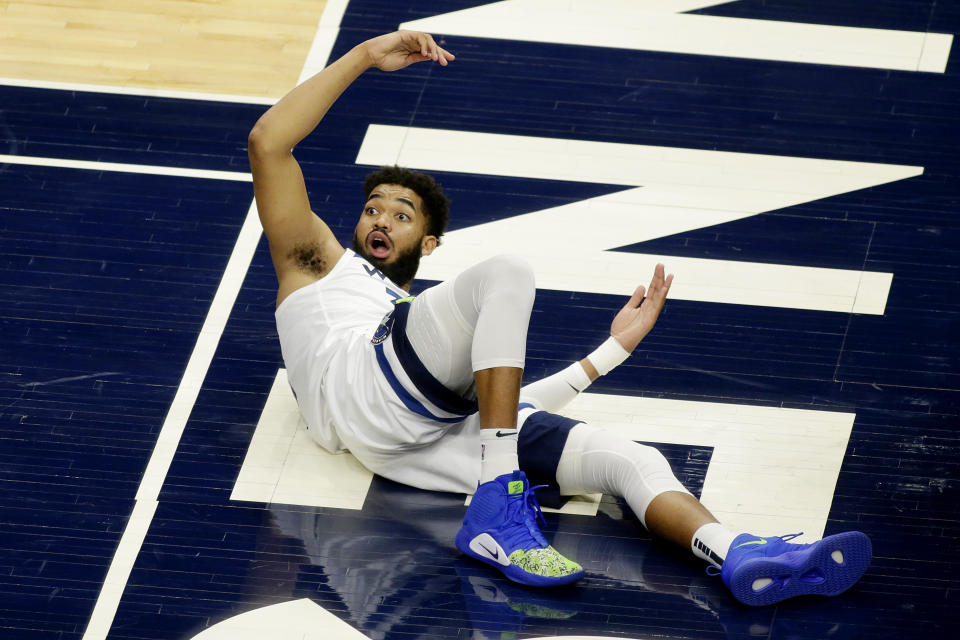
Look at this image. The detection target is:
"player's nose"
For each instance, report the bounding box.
[373,210,392,230]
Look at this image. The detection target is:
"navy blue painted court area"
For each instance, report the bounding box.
[2,1,959,638]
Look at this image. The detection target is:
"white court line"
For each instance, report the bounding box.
[357,124,914,314]
[79,1,350,638]
[79,203,261,640]
[402,0,954,73]
[0,154,251,181]
[134,200,264,502]
[192,599,372,640]
[0,76,276,104]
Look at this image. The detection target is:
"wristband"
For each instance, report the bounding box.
[586,336,631,376]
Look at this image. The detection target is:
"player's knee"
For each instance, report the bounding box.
[486,253,534,282]
[631,443,684,488]
[578,428,688,495]
[484,253,535,301]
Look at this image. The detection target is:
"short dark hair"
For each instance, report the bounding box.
[363,166,450,244]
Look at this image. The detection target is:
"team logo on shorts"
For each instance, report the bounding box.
[371,311,395,345]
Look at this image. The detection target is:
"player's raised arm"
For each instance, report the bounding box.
[247,31,454,296]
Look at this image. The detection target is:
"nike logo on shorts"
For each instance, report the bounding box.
[495,430,518,437]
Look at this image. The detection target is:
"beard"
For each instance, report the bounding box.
[352,231,423,288]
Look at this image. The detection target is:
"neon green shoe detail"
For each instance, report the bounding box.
[507,546,582,578]
[732,538,768,549]
[456,471,585,586]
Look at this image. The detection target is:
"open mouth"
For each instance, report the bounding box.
[366,231,392,259]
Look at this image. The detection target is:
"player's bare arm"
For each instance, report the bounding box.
[577,263,675,381]
[519,264,674,415]
[247,31,454,305]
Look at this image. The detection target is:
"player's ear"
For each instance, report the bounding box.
[421,235,438,256]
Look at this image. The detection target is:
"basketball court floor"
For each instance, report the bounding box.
[1,1,958,638]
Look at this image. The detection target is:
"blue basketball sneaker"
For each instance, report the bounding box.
[713,531,872,606]
[455,471,584,587]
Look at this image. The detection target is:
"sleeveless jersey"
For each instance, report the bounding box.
[275,249,481,494]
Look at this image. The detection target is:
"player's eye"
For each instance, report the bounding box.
[365,206,378,215]
[397,213,410,222]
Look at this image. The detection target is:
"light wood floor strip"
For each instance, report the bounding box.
[0,0,328,97]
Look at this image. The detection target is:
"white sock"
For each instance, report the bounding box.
[480,428,519,483]
[691,522,738,567]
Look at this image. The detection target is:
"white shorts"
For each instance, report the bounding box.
[312,297,573,496]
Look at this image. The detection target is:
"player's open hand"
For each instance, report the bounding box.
[363,30,455,71]
[609,264,674,352]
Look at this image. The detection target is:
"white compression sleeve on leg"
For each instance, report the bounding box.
[406,281,477,397]
[406,254,536,396]
[555,424,691,528]
[457,254,535,371]
[519,362,592,413]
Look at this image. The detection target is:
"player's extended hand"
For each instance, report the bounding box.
[363,30,455,71]
[609,263,674,353]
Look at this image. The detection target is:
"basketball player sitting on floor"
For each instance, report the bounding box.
[247,29,872,605]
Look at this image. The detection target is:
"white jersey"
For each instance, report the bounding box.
[275,249,481,494]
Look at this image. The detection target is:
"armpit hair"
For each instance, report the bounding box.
[289,242,326,275]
